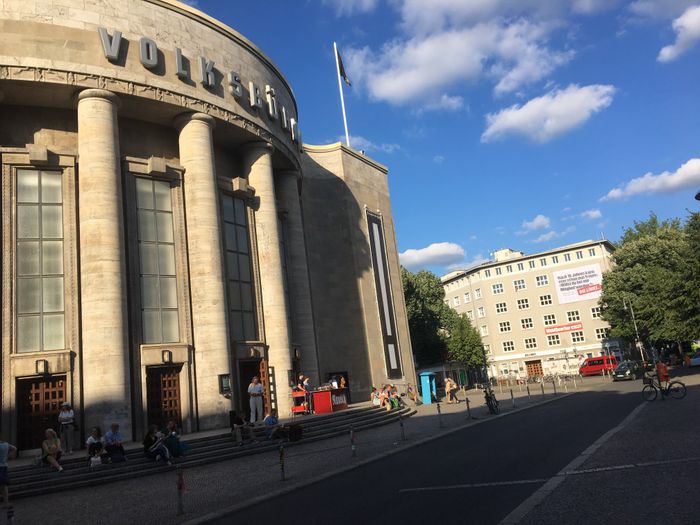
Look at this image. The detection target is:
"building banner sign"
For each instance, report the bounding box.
[553,263,603,304]
[545,322,583,335]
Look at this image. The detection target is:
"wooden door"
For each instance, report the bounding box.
[525,360,543,377]
[16,376,66,450]
[146,366,182,429]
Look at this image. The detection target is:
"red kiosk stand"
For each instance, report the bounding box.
[311,388,348,414]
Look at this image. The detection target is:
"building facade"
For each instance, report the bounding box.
[0,0,415,450]
[442,240,617,380]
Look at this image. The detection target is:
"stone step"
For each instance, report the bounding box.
[8,406,415,499]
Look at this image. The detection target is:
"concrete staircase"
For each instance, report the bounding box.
[9,404,415,499]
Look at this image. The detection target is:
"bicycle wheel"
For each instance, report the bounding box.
[668,381,687,399]
[642,385,657,401]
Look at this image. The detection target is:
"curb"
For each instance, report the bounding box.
[183,392,574,525]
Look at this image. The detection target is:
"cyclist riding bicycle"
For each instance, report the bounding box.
[656,361,669,385]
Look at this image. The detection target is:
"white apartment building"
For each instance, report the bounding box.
[441,240,618,379]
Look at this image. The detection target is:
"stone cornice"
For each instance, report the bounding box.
[0,64,301,171]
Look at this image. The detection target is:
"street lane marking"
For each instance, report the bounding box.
[399,456,700,494]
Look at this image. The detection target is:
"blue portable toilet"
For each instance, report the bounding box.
[419,372,437,405]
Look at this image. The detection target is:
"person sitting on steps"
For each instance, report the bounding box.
[41,429,63,472]
[143,425,171,465]
[85,427,104,467]
[104,423,127,463]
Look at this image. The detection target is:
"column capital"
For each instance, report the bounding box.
[76,88,121,109]
[173,111,216,131]
[240,140,274,158]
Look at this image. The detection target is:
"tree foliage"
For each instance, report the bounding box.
[601,212,700,345]
[401,268,484,369]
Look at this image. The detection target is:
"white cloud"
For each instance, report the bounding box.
[399,242,466,270]
[531,226,575,243]
[322,0,378,16]
[581,208,602,220]
[433,155,445,163]
[481,84,615,143]
[521,214,551,231]
[343,135,401,153]
[601,158,700,200]
[658,5,700,62]
[571,0,619,14]
[629,0,698,19]
[446,253,490,271]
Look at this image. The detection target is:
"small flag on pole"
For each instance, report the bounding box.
[336,46,351,86]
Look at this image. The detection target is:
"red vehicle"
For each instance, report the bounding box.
[579,356,618,376]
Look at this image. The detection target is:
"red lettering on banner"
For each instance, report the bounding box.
[577,283,602,296]
[544,322,583,335]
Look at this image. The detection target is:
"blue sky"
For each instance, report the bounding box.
[187,0,700,275]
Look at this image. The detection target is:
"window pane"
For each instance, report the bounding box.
[17,206,39,238]
[17,316,40,352]
[229,281,241,310]
[17,277,41,313]
[142,311,161,343]
[241,283,253,311]
[41,172,62,203]
[42,241,64,274]
[226,251,240,280]
[142,276,159,309]
[17,170,39,203]
[160,277,178,309]
[243,312,256,340]
[161,310,179,343]
[222,196,235,223]
[43,277,64,312]
[138,210,156,241]
[43,314,65,350]
[236,226,248,253]
[139,243,158,274]
[17,242,40,276]
[234,198,246,225]
[158,244,176,275]
[225,223,237,250]
[136,178,154,209]
[156,212,174,243]
[238,254,250,282]
[153,181,172,211]
[231,312,244,340]
[42,206,63,238]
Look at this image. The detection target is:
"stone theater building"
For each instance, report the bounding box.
[0,0,415,449]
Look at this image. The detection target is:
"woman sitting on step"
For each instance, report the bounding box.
[41,429,63,472]
[162,421,187,458]
[143,425,171,465]
[85,427,104,467]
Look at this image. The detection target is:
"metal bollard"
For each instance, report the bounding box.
[552,380,557,396]
[541,382,545,398]
[176,467,185,516]
[564,381,568,393]
[436,402,444,428]
[573,376,578,390]
[279,444,286,481]
[526,385,531,401]
[399,412,406,441]
[510,389,515,408]
[350,426,357,458]
[7,505,14,524]
[465,397,472,419]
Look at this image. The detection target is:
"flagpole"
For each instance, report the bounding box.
[334,41,350,147]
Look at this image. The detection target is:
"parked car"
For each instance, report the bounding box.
[579,356,618,376]
[689,351,700,367]
[612,360,645,381]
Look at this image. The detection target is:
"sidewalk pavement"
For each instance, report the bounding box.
[518,369,700,524]
[6,376,611,525]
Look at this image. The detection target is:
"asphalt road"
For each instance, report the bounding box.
[213,380,643,525]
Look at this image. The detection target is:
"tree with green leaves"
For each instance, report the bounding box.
[601,212,700,348]
[444,310,486,370]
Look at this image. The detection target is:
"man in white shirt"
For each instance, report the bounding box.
[247,376,264,423]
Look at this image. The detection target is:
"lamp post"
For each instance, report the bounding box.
[622,296,645,362]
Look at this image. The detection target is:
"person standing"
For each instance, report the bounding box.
[57,402,75,454]
[248,376,264,424]
[0,440,17,503]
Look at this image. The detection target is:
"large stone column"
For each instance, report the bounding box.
[276,171,321,384]
[77,89,131,436]
[242,142,294,414]
[175,112,231,430]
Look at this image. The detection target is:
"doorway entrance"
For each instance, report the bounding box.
[146,365,183,429]
[525,360,544,377]
[238,359,271,420]
[16,375,66,449]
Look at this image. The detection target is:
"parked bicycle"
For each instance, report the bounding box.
[483,383,500,415]
[641,376,686,401]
